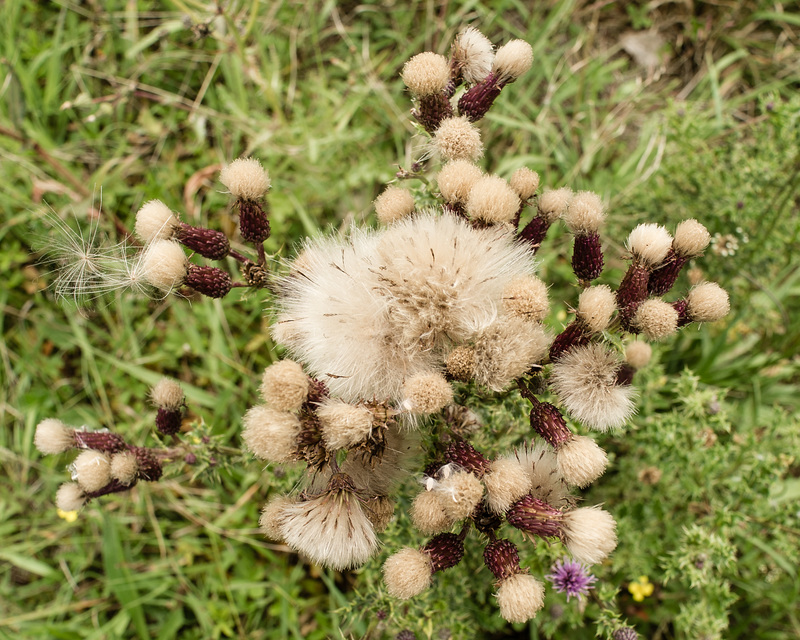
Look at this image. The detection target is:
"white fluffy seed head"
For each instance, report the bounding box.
[634,299,679,341]
[219,158,270,200]
[56,482,86,512]
[627,223,673,266]
[34,418,74,455]
[341,426,418,496]
[563,506,618,565]
[445,346,476,381]
[509,167,540,200]
[259,494,295,541]
[433,116,483,161]
[484,458,532,514]
[151,378,184,410]
[141,239,187,291]
[383,548,433,599]
[374,186,416,224]
[502,276,549,322]
[279,489,379,570]
[465,175,521,224]
[72,450,112,493]
[411,489,453,535]
[241,405,301,462]
[674,219,711,257]
[517,442,570,507]
[451,27,494,84]
[557,435,608,488]
[437,160,483,204]
[110,451,138,485]
[493,40,534,83]
[435,470,483,521]
[496,573,545,623]
[401,52,451,96]
[134,200,179,243]
[538,187,572,223]
[625,341,652,369]
[472,318,550,391]
[402,372,453,415]
[687,283,730,323]
[259,360,309,412]
[564,191,605,235]
[549,343,636,431]
[577,285,616,333]
[317,399,374,450]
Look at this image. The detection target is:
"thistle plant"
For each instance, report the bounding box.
[31,25,732,631]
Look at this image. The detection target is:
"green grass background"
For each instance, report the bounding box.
[1,1,799,638]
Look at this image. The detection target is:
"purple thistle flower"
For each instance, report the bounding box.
[546,557,597,602]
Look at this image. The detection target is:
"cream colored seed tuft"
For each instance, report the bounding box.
[219,158,270,200]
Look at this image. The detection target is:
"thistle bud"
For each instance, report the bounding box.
[237,200,271,243]
[423,532,466,572]
[130,446,163,481]
[548,321,590,361]
[72,429,127,453]
[506,494,563,539]
[483,539,521,581]
[176,224,230,260]
[529,401,571,449]
[444,440,489,476]
[185,265,233,299]
[151,378,184,436]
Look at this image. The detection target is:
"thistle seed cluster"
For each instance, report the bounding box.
[37,23,731,631]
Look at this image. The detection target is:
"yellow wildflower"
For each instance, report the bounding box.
[628,575,654,602]
[57,509,78,523]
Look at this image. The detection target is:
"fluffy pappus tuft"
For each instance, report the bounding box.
[687,282,730,323]
[562,506,618,565]
[492,40,533,83]
[538,187,572,223]
[627,223,673,266]
[140,239,188,292]
[260,359,309,412]
[674,219,711,257]
[625,341,652,369]
[472,318,550,391]
[110,451,138,485]
[509,167,540,201]
[484,457,533,514]
[549,343,636,431]
[401,52,451,96]
[411,489,453,535]
[633,298,679,341]
[71,450,112,493]
[134,200,179,243]
[451,27,494,84]
[496,573,545,623]
[151,377,184,410]
[465,175,520,224]
[374,186,416,224]
[56,482,86,512]
[317,399,374,450]
[437,160,483,204]
[502,276,549,322]
[241,406,301,463]
[433,116,483,161]
[557,435,608,488]
[259,494,295,541]
[434,469,483,521]
[564,191,605,235]
[577,285,616,334]
[35,418,75,455]
[383,548,433,599]
[219,158,270,201]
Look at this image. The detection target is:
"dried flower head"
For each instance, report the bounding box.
[625,341,652,369]
[71,450,112,493]
[509,167,540,201]
[318,399,374,450]
[446,346,476,381]
[134,200,178,243]
[502,276,549,322]
[538,187,572,223]
[472,318,550,391]
[35,418,75,455]
[402,372,453,415]
[140,239,187,292]
[451,27,494,84]
[278,475,379,570]
[686,282,730,323]
[383,548,433,599]
[492,40,534,83]
[259,359,309,412]
[219,158,270,200]
[435,469,483,521]
[401,52,450,96]
[374,186,416,224]
[674,219,711,257]
[550,343,636,431]
[411,489,453,535]
[518,442,571,506]
[627,223,673,266]
[496,573,545,623]
[433,116,483,161]
[259,494,294,541]
[562,506,618,565]
[465,175,521,224]
[241,406,301,462]
[56,482,86,512]
[437,160,483,204]
[577,285,616,333]
[634,298,679,340]
[484,457,533,514]
[564,191,605,235]
[151,378,184,410]
[110,451,138,485]
[557,435,608,488]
